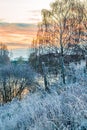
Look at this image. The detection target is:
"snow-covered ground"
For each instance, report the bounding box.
[0,75,87,130]
[0,60,87,130]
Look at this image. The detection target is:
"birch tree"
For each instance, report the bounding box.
[39,0,86,84]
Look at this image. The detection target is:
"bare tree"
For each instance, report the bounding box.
[0,64,37,103]
[35,0,86,84]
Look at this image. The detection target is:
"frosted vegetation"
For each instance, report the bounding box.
[0,64,39,103]
[0,61,87,130]
[0,0,87,129]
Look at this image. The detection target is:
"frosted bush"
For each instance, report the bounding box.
[0,76,86,130]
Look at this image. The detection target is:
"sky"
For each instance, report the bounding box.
[0,0,53,23]
[0,0,53,58]
[0,23,38,49]
[0,0,53,53]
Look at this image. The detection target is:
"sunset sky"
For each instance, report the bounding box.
[0,0,53,50]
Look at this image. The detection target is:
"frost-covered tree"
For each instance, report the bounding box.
[31,0,86,84]
[0,64,37,103]
[0,43,10,65]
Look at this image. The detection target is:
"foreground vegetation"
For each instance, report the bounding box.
[0,73,87,130]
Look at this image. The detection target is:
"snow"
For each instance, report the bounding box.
[0,60,87,129]
[0,76,87,129]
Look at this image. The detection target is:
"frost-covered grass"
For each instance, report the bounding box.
[0,77,87,130]
[0,60,87,130]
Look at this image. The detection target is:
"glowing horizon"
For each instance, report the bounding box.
[0,0,53,50]
[0,23,38,50]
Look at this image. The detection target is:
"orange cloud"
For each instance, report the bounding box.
[0,23,38,50]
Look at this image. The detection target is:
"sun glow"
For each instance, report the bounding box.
[0,0,53,49]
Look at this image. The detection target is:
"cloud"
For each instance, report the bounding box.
[0,18,5,22]
[0,23,38,49]
[28,17,41,22]
[6,42,30,47]
[28,10,41,14]
[27,9,42,23]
